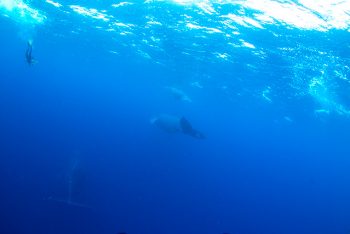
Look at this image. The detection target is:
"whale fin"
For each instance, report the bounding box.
[180,117,193,134]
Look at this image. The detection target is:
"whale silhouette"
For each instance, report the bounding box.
[151,114,205,139]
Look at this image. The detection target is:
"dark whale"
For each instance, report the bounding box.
[151,114,205,139]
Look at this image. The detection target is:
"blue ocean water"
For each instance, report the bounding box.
[1,0,350,233]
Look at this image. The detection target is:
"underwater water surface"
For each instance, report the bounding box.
[1,0,350,233]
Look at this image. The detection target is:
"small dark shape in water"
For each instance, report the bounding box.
[25,40,37,65]
[151,114,205,139]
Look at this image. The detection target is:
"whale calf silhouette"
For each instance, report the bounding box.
[165,86,192,103]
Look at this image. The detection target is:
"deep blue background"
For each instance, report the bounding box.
[1,6,350,234]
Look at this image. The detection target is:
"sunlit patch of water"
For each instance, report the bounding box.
[0,0,46,24]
